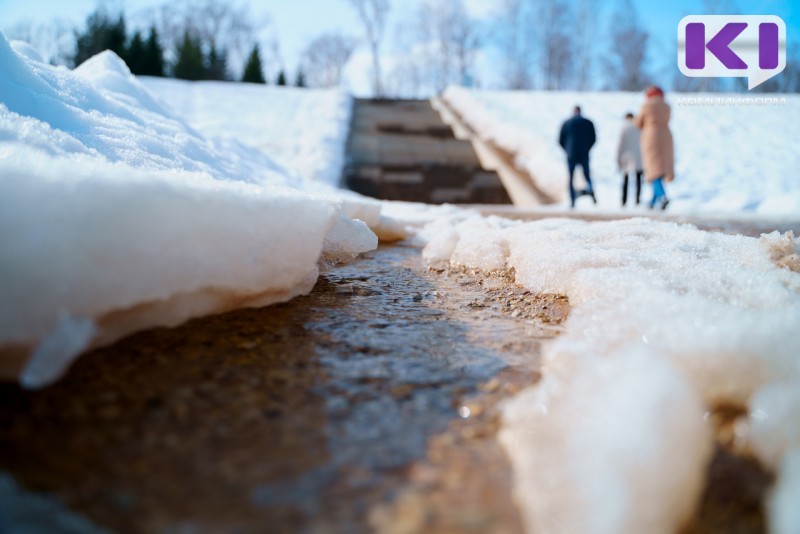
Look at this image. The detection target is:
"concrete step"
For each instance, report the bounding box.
[344,99,511,205]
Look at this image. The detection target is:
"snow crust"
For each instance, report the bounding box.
[444,87,800,215]
[420,212,800,533]
[0,33,377,387]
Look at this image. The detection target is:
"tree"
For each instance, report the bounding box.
[241,44,266,83]
[125,30,146,74]
[302,33,357,88]
[604,0,650,91]
[538,0,574,90]
[497,0,535,89]
[345,0,391,97]
[73,9,128,66]
[572,0,603,90]
[276,70,287,86]
[139,0,266,80]
[173,30,205,80]
[141,26,166,77]
[450,0,481,86]
[205,43,229,80]
[182,0,261,79]
[295,69,306,88]
[414,0,480,92]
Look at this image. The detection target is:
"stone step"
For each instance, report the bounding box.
[344,99,511,205]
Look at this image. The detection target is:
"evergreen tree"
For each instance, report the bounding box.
[205,44,229,81]
[241,44,266,84]
[295,69,306,88]
[173,31,205,81]
[73,10,128,66]
[125,30,145,74]
[108,16,127,58]
[276,70,287,86]
[141,26,165,77]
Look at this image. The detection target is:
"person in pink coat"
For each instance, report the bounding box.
[635,86,674,210]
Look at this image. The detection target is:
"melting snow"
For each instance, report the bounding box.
[0,33,377,388]
[420,212,800,533]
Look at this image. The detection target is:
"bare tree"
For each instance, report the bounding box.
[302,33,357,88]
[538,0,574,90]
[385,17,426,98]
[497,0,535,90]
[451,2,481,86]
[604,0,649,91]
[345,0,391,97]
[572,0,603,90]
[413,0,480,92]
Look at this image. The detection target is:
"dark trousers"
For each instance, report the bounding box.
[622,171,643,206]
[567,156,593,207]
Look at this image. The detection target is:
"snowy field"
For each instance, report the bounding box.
[445,87,800,216]
[140,77,352,187]
[419,212,800,533]
[0,33,381,388]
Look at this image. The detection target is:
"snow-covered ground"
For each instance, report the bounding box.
[140,78,352,187]
[444,87,800,216]
[419,212,800,533]
[0,32,379,388]
[3,30,800,534]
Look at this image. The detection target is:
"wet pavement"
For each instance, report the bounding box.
[0,242,777,533]
[0,246,566,534]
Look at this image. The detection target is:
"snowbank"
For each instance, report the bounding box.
[421,213,800,533]
[444,87,800,215]
[140,77,352,187]
[0,33,377,388]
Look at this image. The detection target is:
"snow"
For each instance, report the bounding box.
[444,87,800,215]
[140,77,352,187]
[0,32,377,388]
[419,212,800,533]
[3,29,799,531]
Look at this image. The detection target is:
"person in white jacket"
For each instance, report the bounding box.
[617,112,644,206]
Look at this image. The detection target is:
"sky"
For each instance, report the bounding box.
[1,0,798,93]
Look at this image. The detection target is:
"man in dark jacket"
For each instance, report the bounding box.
[559,106,597,207]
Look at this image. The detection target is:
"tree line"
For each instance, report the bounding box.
[6,0,799,93]
[71,7,305,86]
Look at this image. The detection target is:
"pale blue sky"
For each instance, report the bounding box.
[1,0,798,92]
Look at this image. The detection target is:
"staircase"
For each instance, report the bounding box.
[344,99,511,205]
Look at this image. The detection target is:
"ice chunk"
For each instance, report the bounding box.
[500,349,711,534]
[321,213,379,265]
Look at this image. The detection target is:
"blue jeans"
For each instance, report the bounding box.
[567,156,593,207]
[650,177,666,207]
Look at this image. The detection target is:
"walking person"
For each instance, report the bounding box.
[559,106,597,208]
[617,112,643,206]
[635,86,674,210]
